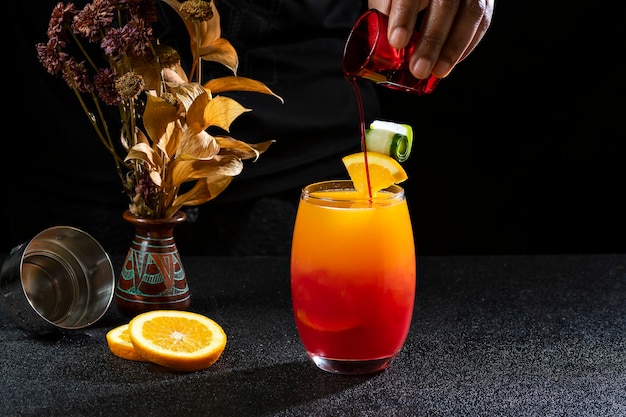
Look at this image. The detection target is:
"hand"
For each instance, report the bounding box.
[368,0,495,79]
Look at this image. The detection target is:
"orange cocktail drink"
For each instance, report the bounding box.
[290,180,416,374]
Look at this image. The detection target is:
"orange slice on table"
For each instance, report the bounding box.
[127,310,227,372]
[342,151,408,196]
[106,323,146,362]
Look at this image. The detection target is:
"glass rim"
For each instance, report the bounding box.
[301,180,405,203]
[342,9,383,76]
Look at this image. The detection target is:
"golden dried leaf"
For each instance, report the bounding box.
[199,38,239,74]
[135,128,151,146]
[204,76,283,103]
[168,155,242,187]
[143,94,179,146]
[216,136,275,161]
[171,83,208,111]
[125,143,164,186]
[248,140,275,154]
[129,54,188,90]
[167,175,233,216]
[185,90,210,134]
[186,92,250,133]
[130,57,162,92]
[120,130,130,151]
[177,129,219,159]
[156,119,183,161]
[163,64,189,84]
[125,142,158,167]
[161,0,223,73]
[121,127,150,152]
[204,96,250,132]
[149,170,163,187]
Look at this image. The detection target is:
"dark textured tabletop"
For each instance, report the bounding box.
[1,254,625,416]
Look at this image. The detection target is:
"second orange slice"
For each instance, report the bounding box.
[106,324,145,362]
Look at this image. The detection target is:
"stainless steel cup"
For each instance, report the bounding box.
[0,227,115,335]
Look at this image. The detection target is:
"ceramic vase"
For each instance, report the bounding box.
[114,210,191,317]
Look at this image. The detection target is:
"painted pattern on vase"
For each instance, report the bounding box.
[115,210,191,317]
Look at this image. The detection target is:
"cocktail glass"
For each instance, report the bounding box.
[290,180,416,374]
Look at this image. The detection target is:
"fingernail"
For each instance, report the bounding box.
[432,60,453,78]
[412,58,432,79]
[389,27,409,48]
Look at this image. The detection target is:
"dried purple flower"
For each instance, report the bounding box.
[94,68,121,105]
[36,39,68,75]
[123,15,154,57]
[72,0,116,43]
[100,27,126,59]
[47,2,77,40]
[62,57,95,93]
[36,0,278,219]
[100,15,154,59]
[132,168,160,215]
[126,0,159,23]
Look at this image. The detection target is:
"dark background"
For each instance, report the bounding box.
[4,1,625,256]
[383,3,626,255]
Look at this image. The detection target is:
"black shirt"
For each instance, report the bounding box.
[192,0,380,203]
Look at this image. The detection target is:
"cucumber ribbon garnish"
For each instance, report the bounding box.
[364,120,413,163]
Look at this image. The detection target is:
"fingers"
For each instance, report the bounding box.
[369,0,429,49]
[413,0,494,79]
[368,0,495,80]
[458,1,494,61]
[368,0,392,15]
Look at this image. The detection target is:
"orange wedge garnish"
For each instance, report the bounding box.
[342,151,408,196]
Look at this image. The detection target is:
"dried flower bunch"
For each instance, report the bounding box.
[36,0,282,218]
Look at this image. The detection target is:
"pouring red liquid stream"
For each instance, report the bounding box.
[342,9,440,200]
[346,77,374,200]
